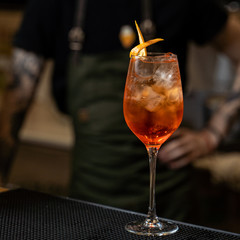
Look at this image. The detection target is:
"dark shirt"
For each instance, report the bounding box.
[14,0,228,113]
[13,0,229,219]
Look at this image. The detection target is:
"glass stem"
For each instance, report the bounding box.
[146,146,159,221]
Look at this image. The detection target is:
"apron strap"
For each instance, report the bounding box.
[140,0,156,40]
[68,0,87,62]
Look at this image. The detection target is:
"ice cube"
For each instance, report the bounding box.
[167,86,182,103]
[153,63,178,89]
[145,94,166,112]
[139,86,166,112]
[134,60,156,80]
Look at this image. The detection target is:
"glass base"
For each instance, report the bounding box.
[125,217,178,236]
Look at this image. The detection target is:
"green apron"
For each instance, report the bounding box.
[67,51,191,220]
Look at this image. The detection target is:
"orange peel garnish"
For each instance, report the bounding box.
[135,20,147,56]
[129,38,164,58]
[130,20,164,58]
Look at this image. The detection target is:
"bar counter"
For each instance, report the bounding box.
[0,189,239,239]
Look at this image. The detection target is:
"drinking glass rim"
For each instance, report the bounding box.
[131,52,177,61]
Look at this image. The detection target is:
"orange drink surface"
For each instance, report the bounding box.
[123,53,183,148]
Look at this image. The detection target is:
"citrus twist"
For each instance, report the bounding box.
[129,21,164,58]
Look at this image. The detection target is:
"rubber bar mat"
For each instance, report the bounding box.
[0,189,239,240]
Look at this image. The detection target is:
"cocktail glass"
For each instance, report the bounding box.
[123,53,183,236]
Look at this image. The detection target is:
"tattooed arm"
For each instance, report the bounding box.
[0,48,44,183]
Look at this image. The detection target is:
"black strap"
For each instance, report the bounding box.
[140,0,156,40]
[69,0,87,62]
[74,0,87,30]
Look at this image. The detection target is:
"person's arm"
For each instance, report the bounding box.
[200,13,240,145]
[158,13,240,169]
[0,48,44,183]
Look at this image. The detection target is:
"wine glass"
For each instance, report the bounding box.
[123,53,183,236]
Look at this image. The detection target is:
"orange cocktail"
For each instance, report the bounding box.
[123,52,183,236]
[124,53,183,149]
[123,21,182,236]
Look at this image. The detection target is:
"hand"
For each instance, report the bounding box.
[158,127,218,169]
[208,96,240,136]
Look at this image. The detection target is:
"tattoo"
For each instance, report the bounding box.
[7,48,44,135]
[0,48,44,178]
[8,48,43,90]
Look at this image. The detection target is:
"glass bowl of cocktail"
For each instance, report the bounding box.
[123,22,183,236]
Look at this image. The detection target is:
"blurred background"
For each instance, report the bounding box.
[0,0,73,196]
[0,0,240,234]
